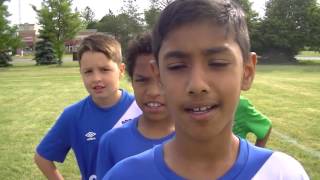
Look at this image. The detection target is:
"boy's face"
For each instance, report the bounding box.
[80,51,125,107]
[132,54,169,121]
[156,22,256,140]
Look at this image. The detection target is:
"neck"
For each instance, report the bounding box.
[138,115,175,139]
[170,132,239,162]
[93,89,122,108]
[163,122,240,179]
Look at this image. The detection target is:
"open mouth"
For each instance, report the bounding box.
[93,85,105,90]
[185,104,219,114]
[92,85,105,93]
[145,102,163,108]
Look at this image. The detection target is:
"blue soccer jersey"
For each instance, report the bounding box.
[103,138,309,180]
[36,89,142,180]
[96,116,175,179]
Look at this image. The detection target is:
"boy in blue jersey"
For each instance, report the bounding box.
[34,34,141,180]
[96,32,175,179]
[103,0,309,179]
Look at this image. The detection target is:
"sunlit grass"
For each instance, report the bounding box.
[298,51,320,57]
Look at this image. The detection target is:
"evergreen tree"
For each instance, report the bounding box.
[34,36,57,65]
[0,51,11,67]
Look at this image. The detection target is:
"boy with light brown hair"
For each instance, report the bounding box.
[34,33,141,180]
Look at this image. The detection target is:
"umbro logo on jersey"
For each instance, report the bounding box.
[121,119,132,125]
[85,131,96,141]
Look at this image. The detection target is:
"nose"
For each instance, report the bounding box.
[147,80,161,98]
[92,72,102,82]
[186,66,209,96]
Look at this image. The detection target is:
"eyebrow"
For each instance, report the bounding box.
[163,51,190,60]
[203,47,229,56]
[163,46,230,60]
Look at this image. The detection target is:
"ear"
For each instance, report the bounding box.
[241,52,257,91]
[119,63,126,78]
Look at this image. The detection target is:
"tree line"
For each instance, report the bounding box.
[0,0,319,66]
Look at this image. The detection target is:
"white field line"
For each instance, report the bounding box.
[272,129,320,159]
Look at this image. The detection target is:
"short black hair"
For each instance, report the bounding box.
[125,32,153,80]
[152,0,250,62]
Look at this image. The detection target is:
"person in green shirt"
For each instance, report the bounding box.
[233,96,272,147]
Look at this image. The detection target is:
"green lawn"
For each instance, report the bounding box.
[0,61,319,179]
[298,51,320,57]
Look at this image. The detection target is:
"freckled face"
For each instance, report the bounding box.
[80,51,124,107]
[132,54,169,122]
[157,22,254,140]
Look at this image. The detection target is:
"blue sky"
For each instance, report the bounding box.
[6,0,267,25]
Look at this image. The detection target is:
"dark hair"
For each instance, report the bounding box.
[125,32,153,80]
[78,33,122,65]
[152,0,250,62]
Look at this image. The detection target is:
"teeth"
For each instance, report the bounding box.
[147,102,161,107]
[200,107,207,111]
[192,106,211,112]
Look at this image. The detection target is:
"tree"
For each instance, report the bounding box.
[96,0,143,53]
[96,11,142,53]
[144,0,161,30]
[34,36,57,65]
[33,0,82,64]
[157,0,174,9]
[236,0,262,53]
[81,6,95,27]
[96,10,120,37]
[86,20,98,29]
[305,3,320,52]
[259,0,319,62]
[0,0,21,67]
[120,0,143,35]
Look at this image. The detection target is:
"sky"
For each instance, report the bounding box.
[6,0,267,25]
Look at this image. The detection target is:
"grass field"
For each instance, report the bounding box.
[298,51,320,57]
[0,61,319,179]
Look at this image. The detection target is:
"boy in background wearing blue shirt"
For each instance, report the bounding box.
[96,32,175,179]
[34,34,141,180]
[103,0,309,179]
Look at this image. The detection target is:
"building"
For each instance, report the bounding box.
[16,24,100,57]
[65,29,98,53]
[17,23,37,55]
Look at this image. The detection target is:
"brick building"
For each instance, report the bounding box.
[17,23,37,55]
